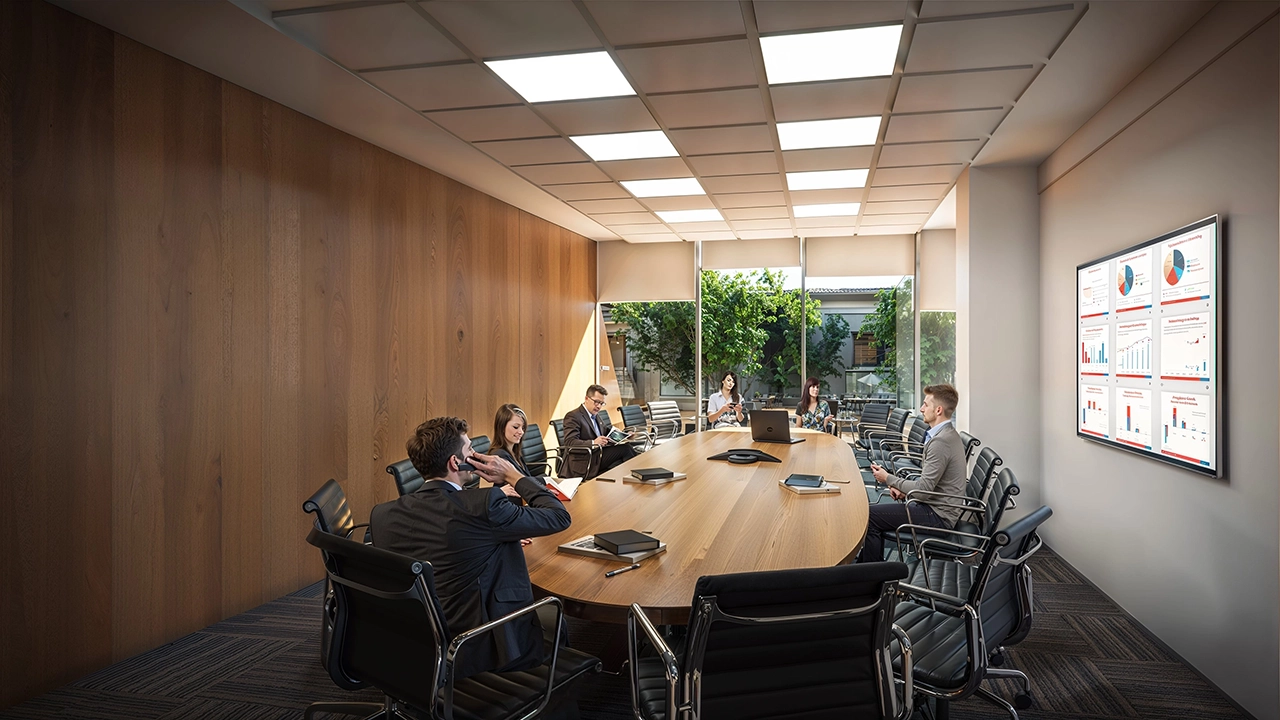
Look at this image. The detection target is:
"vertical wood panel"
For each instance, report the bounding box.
[0,1,599,708]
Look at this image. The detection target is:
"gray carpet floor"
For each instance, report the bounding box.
[0,547,1248,720]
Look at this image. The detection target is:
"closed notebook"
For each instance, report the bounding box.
[631,467,674,481]
[594,530,660,555]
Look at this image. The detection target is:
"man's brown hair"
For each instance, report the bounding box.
[924,383,959,418]
[407,417,469,478]
[586,384,607,398]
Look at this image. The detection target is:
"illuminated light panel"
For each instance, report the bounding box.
[785,169,869,191]
[656,208,723,223]
[485,51,634,103]
[761,25,903,84]
[794,203,861,217]
[620,178,705,197]
[570,130,679,161]
[777,117,880,150]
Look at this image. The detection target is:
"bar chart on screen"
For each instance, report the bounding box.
[1160,392,1212,467]
[1079,324,1109,376]
[1079,384,1110,438]
[1115,388,1152,450]
[1115,320,1152,378]
[1159,313,1212,381]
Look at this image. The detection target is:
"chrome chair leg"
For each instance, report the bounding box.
[975,686,1020,720]
[987,666,1031,693]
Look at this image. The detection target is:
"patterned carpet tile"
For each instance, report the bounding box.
[158,698,317,720]
[996,652,1139,717]
[1092,660,1246,720]
[1034,582,1126,616]
[72,634,293,698]
[197,640,383,711]
[0,688,181,720]
[1010,611,1101,659]
[1067,614,1176,663]
[1029,552,1090,585]
[203,595,323,641]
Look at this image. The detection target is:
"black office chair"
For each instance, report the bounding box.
[470,434,491,455]
[857,408,910,465]
[958,431,981,460]
[303,528,602,720]
[520,423,557,477]
[619,404,655,451]
[893,506,1053,720]
[893,467,1021,567]
[387,455,480,494]
[596,409,614,433]
[549,418,600,477]
[872,416,929,472]
[628,562,915,720]
[302,480,371,693]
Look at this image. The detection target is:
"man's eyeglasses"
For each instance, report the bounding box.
[588,397,606,407]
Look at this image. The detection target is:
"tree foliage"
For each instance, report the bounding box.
[860,279,956,393]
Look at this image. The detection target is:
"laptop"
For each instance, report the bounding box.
[750,409,805,445]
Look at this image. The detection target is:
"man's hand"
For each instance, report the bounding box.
[498,482,521,499]
[470,452,524,487]
[592,435,610,447]
[520,538,533,547]
[870,463,889,485]
[888,487,906,502]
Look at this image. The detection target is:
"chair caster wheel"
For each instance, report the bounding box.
[989,651,1005,666]
[1014,692,1033,710]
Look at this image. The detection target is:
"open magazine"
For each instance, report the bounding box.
[545,477,583,501]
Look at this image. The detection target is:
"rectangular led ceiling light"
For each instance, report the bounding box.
[656,208,722,223]
[620,178,705,197]
[794,203,860,217]
[570,130,679,162]
[485,51,635,103]
[786,169,869,191]
[777,117,880,150]
[761,25,903,85]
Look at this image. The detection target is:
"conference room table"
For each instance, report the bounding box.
[525,428,869,625]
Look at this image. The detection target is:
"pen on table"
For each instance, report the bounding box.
[605,563,641,578]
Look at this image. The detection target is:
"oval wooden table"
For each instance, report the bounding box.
[526,428,869,625]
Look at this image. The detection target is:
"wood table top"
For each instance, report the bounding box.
[526,429,869,624]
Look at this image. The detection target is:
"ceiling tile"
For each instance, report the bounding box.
[607,223,668,234]
[590,212,660,224]
[716,191,785,208]
[516,162,609,184]
[625,233,683,243]
[790,189,862,205]
[617,40,758,94]
[861,213,929,225]
[264,0,371,11]
[688,152,779,176]
[545,182,630,201]
[584,1,745,45]
[365,64,519,111]
[644,196,719,212]
[596,157,693,180]
[669,221,731,232]
[724,206,789,220]
[858,224,921,235]
[802,227,862,237]
[737,229,795,240]
[918,1,1071,18]
[730,218,793,230]
[872,164,962,186]
[906,9,1076,73]
[535,97,658,135]
[753,1,907,33]
[701,174,783,193]
[770,78,891,122]
[878,139,983,166]
[482,137,587,165]
[276,4,466,70]
[650,88,768,129]
[423,1,600,58]
[669,125,773,155]
[885,108,1006,143]
[867,184,950,202]
[797,217,859,228]
[571,198,648,214]
[681,231,739,241]
[865,200,938,214]
[782,147,874,172]
[425,105,555,141]
[894,67,1037,113]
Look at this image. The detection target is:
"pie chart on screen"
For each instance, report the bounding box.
[1164,249,1185,285]
[1117,265,1134,296]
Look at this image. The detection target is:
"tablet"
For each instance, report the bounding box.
[784,474,824,488]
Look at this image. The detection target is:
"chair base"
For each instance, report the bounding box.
[303,699,396,720]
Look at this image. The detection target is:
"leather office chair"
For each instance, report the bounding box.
[871,416,929,472]
[628,562,915,720]
[958,431,980,461]
[470,434,491,455]
[387,459,424,497]
[645,400,684,443]
[549,418,600,478]
[619,404,655,451]
[303,528,602,720]
[857,408,910,464]
[893,506,1053,720]
[892,467,1020,566]
[520,423,558,477]
[302,480,370,691]
[595,409,613,433]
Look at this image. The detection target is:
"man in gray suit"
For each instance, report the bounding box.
[857,384,968,563]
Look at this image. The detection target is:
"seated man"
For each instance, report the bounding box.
[371,417,571,679]
[857,384,968,563]
[562,384,636,479]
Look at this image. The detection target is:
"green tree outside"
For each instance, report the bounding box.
[860,278,956,393]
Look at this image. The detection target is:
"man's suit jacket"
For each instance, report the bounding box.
[561,405,601,478]
[370,476,571,678]
[887,421,968,527]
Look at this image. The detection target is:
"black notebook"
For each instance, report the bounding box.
[594,530,660,556]
[784,474,825,488]
[631,467,674,481]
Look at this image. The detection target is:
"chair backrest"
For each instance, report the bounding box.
[647,400,683,439]
[470,435,491,455]
[303,479,357,537]
[981,467,1021,534]
[596,409,614,433]
[550,418,569,446]
[958,431,980,460]
[972,506,1052,650]
[620,404,647,430]
[522,423,551,476]
[884,408,909,437]
[306,527,448,713]
[905,417,928,447]
[387,459,424,497]
[965,447,1003,505]
[860,402,891,427]
[683,562,910,720]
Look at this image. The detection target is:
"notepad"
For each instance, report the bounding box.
[545,477,582,501]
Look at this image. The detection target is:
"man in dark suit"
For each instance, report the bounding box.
[370,417,571,679]
[857,384,969,563]
[562,384,636,478]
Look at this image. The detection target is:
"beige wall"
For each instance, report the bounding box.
[598,240,696,302]
[1038,10,1279,718]
[806,235,914,276]
[919,229,957,311]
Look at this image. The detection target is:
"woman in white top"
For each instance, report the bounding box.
[706,371,745,428]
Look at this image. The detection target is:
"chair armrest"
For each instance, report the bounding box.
[904,489,987,510]
[344,523,372,544]
[444,597,563,720]
[890,624,914,720]
[628,604,680,720]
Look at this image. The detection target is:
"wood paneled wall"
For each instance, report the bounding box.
[0,1,598,707]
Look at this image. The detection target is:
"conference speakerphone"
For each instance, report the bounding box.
[706,448,781,464]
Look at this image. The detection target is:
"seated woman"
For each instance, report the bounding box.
[491,403,534,478]
[796,377,834,431]
[706,371,745,428]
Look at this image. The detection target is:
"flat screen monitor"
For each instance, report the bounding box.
[1075,215,1222,476]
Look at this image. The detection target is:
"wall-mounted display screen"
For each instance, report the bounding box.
[1076,215,1222,476]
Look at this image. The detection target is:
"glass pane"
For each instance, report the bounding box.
[854,276,914,411]
[603,301,695,405]
[920,311,957,390]
[895,279,915,410]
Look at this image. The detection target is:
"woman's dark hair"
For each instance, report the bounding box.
[720,371,741,404]
[492,403,527,458]
[797,377,822,415]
